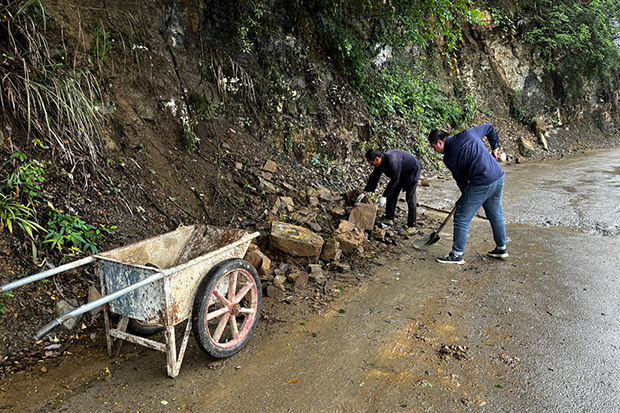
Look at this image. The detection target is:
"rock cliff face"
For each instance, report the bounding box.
[462,18,619,131]
[2,1,618,174]
[183,3,619,157]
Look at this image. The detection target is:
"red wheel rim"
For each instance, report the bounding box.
[205,268,259,349]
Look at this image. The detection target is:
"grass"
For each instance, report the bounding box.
[1,0,104,167]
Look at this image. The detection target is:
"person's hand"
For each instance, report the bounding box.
[378,197,386,208]
[356,193,366,203]
[492,147,501,159]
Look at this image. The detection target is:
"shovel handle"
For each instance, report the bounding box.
[435,205,456,234]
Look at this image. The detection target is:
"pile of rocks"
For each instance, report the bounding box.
[242,160,405,298]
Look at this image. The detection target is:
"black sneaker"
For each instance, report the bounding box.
[487,247,509,259]
[436,253,465,265]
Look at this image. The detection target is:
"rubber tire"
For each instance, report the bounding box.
[127,318,164,336]
[192,258,262,359]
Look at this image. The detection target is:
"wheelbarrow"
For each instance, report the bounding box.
[0,224,261,378]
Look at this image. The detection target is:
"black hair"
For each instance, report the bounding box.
[428,129,449,145]
[365,148,382,161]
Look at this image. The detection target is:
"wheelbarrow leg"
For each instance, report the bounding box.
[103,306,129,357]
[164,319,192,378]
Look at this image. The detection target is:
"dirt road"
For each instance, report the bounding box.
[2,149,620,412]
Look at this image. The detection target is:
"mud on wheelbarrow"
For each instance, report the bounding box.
[0,224,261,378]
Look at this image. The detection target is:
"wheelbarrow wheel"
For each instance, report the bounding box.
[127,318,164,336]
[192,258,262,358]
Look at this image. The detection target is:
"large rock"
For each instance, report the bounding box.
[518,136,537,157]
[244,249,271,276]
[270,221,324,258]
[320,238,342,261]
[348,203,377,231]
[333,220,364,254]
[532,118,549,151]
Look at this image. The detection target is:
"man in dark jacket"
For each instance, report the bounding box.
[358,149,421,234]
[428,124,508,264]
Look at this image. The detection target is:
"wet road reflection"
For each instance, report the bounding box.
[503,148,620,235]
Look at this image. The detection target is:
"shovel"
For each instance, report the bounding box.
[413,205,456,250]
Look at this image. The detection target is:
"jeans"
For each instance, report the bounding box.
[452,175,506,255]
[385,181,418,227]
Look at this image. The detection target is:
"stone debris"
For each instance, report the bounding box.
[348,203,378,231]
[438,344,474,361]
[262,160,278,173]
[269,221,324,258]
[244,248,272,276]
[333,220,365,254]
[241,158,418,297]
[320,239,342,262]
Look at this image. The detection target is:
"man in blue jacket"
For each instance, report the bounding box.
[358,148,421,235]
[428,124,508,264]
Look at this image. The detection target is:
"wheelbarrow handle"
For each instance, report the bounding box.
[33,270,168,341]
[0,256,97,293]
[34,320,62,340]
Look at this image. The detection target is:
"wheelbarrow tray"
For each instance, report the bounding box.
[97,224,256,327]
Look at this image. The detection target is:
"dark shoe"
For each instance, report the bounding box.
[487,247,509,259]
[436,253,465,265]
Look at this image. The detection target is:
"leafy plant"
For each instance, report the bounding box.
[0,193,44,239]
[310,152,331,172]
[4,153,46,204]
[521,0,620,100]
[91,20,112,63]
[0,292,15,314]
[362,66,466,133]
[43,205,116,255]
[384,0,482,52]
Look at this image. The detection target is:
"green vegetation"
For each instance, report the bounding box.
[0,192,43,239]
[487,0,620,101]
[0,150,114,257]
[0,292,15,314]
[44,205,116,255]
[524,0,620,99]
[5,153,46,205]
[0,153,46,239]
[310,152,331,171]
[0,0,103,167]
[305,1,484,157]
[91,20,112,71]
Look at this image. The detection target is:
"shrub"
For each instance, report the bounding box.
[43,205,116,255]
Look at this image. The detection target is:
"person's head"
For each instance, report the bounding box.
[365,148,383,167]
[428,129,449,154]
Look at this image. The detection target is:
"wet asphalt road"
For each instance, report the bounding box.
[4,148,620,412]
[502,148,620,236]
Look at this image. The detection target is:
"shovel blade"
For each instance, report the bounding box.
[413,232,441,250]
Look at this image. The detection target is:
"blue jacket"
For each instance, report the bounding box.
[364,150,421,198]
[443,124,504,191]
